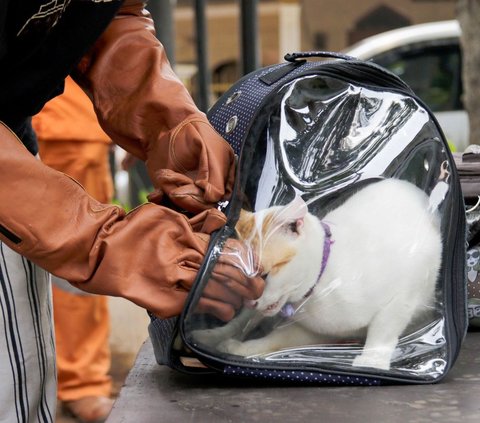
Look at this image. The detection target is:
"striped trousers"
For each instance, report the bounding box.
[0,242,56,423]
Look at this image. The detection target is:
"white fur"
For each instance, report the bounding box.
[194,179,442,370]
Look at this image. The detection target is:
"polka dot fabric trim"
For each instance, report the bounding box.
[208,61,323,155]
[224,366,382,386]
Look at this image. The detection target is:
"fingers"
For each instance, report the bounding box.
[154,169,218,213]
[189,210,226,234]
[169,184,216,211]
[174,213,264,321]
[196,297,236,321]
[202,279,243,309]
[210,266,264,299]
[154,126,235,211]
[190,253,264,321]
[170,121,234,193]
[217,238,262,278]
[198,237,264,316]
[195,276,263,322]
[239,275,265,300]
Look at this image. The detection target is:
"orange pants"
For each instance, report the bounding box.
[38,140,114,401]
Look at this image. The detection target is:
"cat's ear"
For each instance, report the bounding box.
[272,196,307,236]
[238,209,253,223]
[236,209,254,239]
[284,195,308,222]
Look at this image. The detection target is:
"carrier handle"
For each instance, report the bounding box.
[284,51,356,62]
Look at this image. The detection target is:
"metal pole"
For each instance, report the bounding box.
[194,0,211,111]
[147,0,177,66]
[240,0,259,75]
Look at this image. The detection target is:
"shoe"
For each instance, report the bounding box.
[63,396,114,423]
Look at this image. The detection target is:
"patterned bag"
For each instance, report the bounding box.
[454,151,480,328]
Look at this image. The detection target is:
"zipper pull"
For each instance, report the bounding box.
[217,200,230,213]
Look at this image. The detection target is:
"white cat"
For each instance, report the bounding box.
[193,179,442,370]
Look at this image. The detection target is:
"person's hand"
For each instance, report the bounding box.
[188,235,265,321]
[66,205,261,320]
[73,2,234,214]
[147,119,235,213]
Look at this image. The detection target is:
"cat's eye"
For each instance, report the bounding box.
[288,221,298,234]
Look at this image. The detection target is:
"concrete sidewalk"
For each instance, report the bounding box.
[106,331,480,423]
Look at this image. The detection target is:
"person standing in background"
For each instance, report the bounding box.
[32,77,115,423]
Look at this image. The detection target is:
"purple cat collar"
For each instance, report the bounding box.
[280,221,333,318]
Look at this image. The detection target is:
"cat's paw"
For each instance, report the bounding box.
[219,338,274,357]
[352,351,391,370]
[191,328,225,346]
[218,339,247,355]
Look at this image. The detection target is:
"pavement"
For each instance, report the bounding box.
[106,331,480,423]
[55,351,135,423]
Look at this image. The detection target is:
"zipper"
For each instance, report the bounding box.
[446,171,468,363]
[216,200,230,213]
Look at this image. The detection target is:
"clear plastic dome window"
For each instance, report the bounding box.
[182,74,458,381]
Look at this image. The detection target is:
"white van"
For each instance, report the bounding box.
[344,20,468,152]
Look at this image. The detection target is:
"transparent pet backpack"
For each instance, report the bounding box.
[149,52,467,385]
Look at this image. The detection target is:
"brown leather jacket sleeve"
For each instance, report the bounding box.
[0,122,262,320]
[74,1,235,212]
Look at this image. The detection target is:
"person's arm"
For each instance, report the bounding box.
[73,1,234,213]
[0,122,262,320]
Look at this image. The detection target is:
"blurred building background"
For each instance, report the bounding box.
[171,0,456,102]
